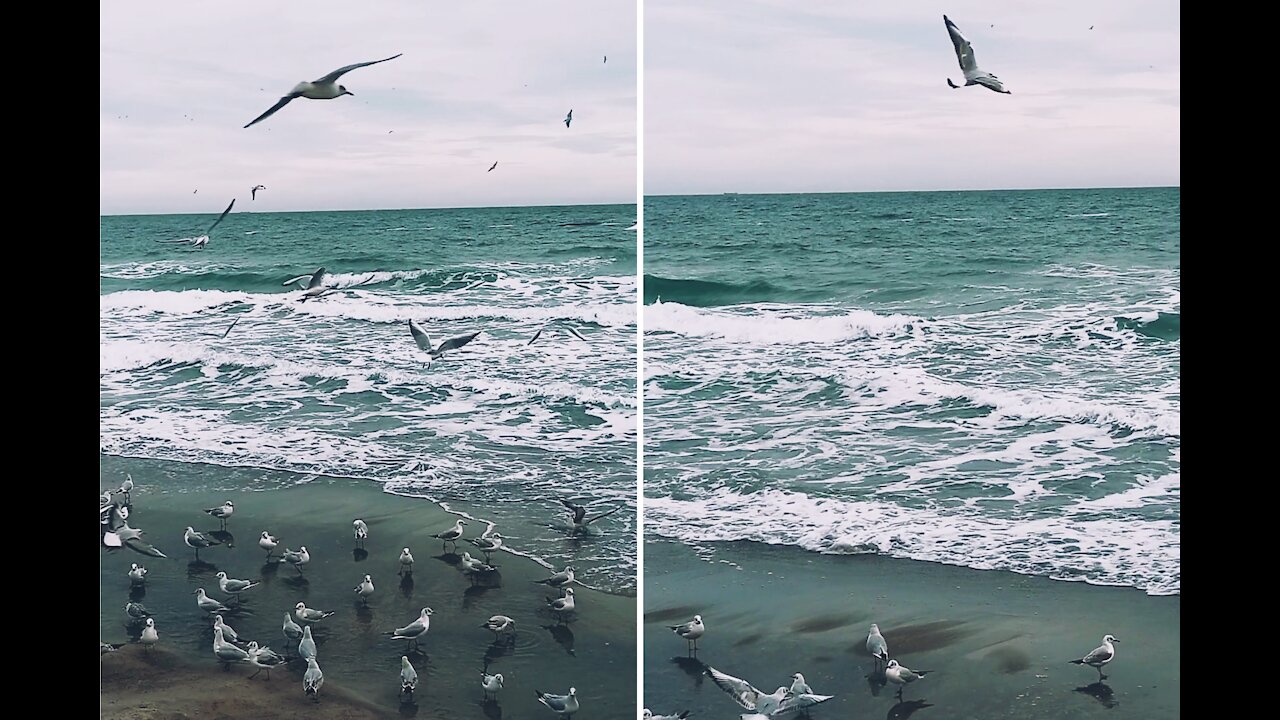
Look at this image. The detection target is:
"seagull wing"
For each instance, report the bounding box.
[438,332,481,352]
[776,693,833,714]
[706,667,762,711]
[1082,644,1114,664]
[124,537,168,558]
[315,54,404,84]
[585,506,621,524]
[408,319,433,352]
[564,327,588,342]
[244,94,298,128]
[206,199,236,235]
[283,274,311,287]
[219,317,241,338]
[528,325,548,345]
[944,15,978,73]
[307,267,328,289]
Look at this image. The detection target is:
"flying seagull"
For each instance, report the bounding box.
[564,109,573,128]
[156,198,236,248]
[528,321,588,346]
[408,319,481,367]
[603,55,607,63]
[705,666,833,717]
[251,184,266,200]
[488,161,499,172]
[201,317,241,339]
[244,53,404,128]
[943,15,1011,94]
[1070,634,1118,680]
[559,497,621,532]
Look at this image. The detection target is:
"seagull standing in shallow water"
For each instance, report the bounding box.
[244,54,404,128]
[398,547,415,575]
[352,519,369,548]
[670,614,705,654]
[354,574,375,604]
[259,531,279,558]
[431,518,468,549]
[943,15,1011,94]
[483,671,504,700]
[183,526,222,559]
[401,656,419,698]
[1070,634,1118,680]
[204,500,235,529]
[536,687,579,717]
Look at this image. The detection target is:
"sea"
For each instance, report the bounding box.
[642,187,1180,595]
[100,204,638,593]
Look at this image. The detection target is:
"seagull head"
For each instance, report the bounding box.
[295,602,307,611]
[1104,634,1119,643]
[886,660,900,668]
[568,687,577,696]
[693,614,702,622]
[564,588,575,596]
[339,84,353,97]
[792,672,804,680]
[422,607,434,616]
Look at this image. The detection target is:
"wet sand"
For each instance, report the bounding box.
[101,457,635,719]
[643,539,1178,719]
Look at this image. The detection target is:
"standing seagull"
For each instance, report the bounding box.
[884,660,931,699]
[352,519,369,548]
[258,531,279,558]
[398,547,415,576]
[116,475,134,504]
[156,199,236,248]
[788,673,813,696]
[482,672,504,700]
[482,615,517,642]
[546,587,576,622]
[183,526,222,559]
[470,531,504,561]
[670,615,705,654]
[386,607,433,651]
[139,618,159,652]
[298,625,318,659]
[943,15,1011,93]
[559,498,620,532]
[244,54,404,128]
[194,588,231,614]
[1070,634,1118,680]
[431,518,468,549]
[867,623,889,666]
[303,657,325,701]
[564,109,573,128]
[409,320,482,367]
[400,656,419,699]
[216,571,260,601]
[280,546,312,573]
[354,574,376,604]
[488,161,499,172]
[294,601,335,623]
[250,184,266,200]
[204,500,235,529]
[536,687,579,718]
[127,563,148,587]
[282,613,304,652]
[534,565,575,590]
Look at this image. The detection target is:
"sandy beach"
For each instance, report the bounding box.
[100,457,635,719]
[643,539,1178,720]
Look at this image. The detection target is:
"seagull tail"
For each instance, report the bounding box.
[947,78,959,89]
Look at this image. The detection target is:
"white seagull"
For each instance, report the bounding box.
[528,321,588,346]
[354,574,375,603]
[460,551,497,577]
[469,531,504,560]
[139,618,159,651]
[482,671,504,700]
[215,571,260,600]
[213,627,250,665]
[409,320,482,367]
[183,526,222,559]
[401,656,419,698]
[536,687,579,717]
[706,666,833,718]
[386,607,433,651]
[547,587,576,620]
[559,498,620,532]
[535,565,576,590]
[258,531,279,558]
[670,615,705,653]
[943,15,1011,94]
[244,54,404,128]
[644,711,691,720]
[1070,634,1118,680]
[398,547,415,575]
[246,641,286,679]
[156,199,235,248]
[194,588,231,614]
[212,615,241,643]
[116,474,134,503]
[431,518,468,548]
[294,601,335,623]
[788,673,813,696]
[203,500,235,528]
[884,660,931,699]
[282,613,304,649]
[352,518,369,547]
[280,546,311,573]
[127,563,148,586]
[303,657,325,701]
[298,625,318,660]
[482,615,517,640]
[867,623,889,665]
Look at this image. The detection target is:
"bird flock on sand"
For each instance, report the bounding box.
[101,473,622,712]
[649,612,1122,716]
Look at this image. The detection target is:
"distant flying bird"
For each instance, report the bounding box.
[201,317,241,339]
[1090,25,1094,30]
[603,55,607,63]
[488,161,499,172]
[943,15,1011,94]
[244,53,404,128]
[193,189,198,194]
[564,109,573,127]
[251,184,266,200]
[408,319,481,367]
[156,198,236,248]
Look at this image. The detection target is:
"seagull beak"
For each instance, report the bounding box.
[344,90,355,97]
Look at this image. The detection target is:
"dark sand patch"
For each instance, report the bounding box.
[790,612,864,634]
[880,619,974,654]
[643,605,701,623]
[985,646,1032,674]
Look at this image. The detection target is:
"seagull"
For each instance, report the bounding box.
[116,474,134,503]
[401,656,419,698]
[1070,634,1118,680]
[482,615,517,641]
[643,711,690,720]
[459,552,497,579]
[194,588,231,614]
[156,199,236,249]
[943,15,1011,93]
[547,587,576,621]
[603,55,607,63]
[528,322,589,346]
[303,657,325,701]
[213,627,250,665]
[183,526,222,559]
[386,607,433,651]
[398,547,415,575]
[867,623,889,665]
[564,109,573,128]
[216,571,261,601]
[280,546,311,573]
[200,317,240,339]
[125,601,151,623]
[409,320,482,367]
[203,500,235,529]
[258,531,279,558]
[787,673,813,696]
[431,518,467,549]
[670,615,705,653]
[884,660,931,699]
[251,184,266,200]
[482,671,504,700]
[559,498,620,532]
[246,641,286,679]
[139,618,159,651]
[488,161,499,172]
[283,267,327,291]
[352,519,369,548]
[706,666,833,718]
[295,602,335,623]
[282,613,304,651]
[298,625,318,660]
[354,574,375,603]
[534,566,576,589]
[101,641,126,655]
[104,514,167,558]
[536,687,579,718]
[244,54,404,128]
[469,532,503,560]
[127,563,148,587]
[213,615,242,643]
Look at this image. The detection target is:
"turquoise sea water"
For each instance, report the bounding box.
[101,204,638,592]
[643,188,1180,594]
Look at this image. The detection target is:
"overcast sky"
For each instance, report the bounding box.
[645,0,1179,196]
[100,1,636,215]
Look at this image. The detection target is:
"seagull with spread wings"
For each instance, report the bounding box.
[943,15,1011,94]
[559,497,621,532]
[156,199,235,249]
[244,54,403,128]
[705,666,833,719]
[408,319,481,367]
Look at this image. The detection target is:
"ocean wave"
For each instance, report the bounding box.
[644,300,917,343]
[1114,312,1180,341]
[643,275,791,306]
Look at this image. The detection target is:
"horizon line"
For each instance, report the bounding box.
[644,184,1179,199]
[99,197,637,219]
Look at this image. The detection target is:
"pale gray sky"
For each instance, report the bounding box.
[645,0,1179,195]
[100,1,636,215]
